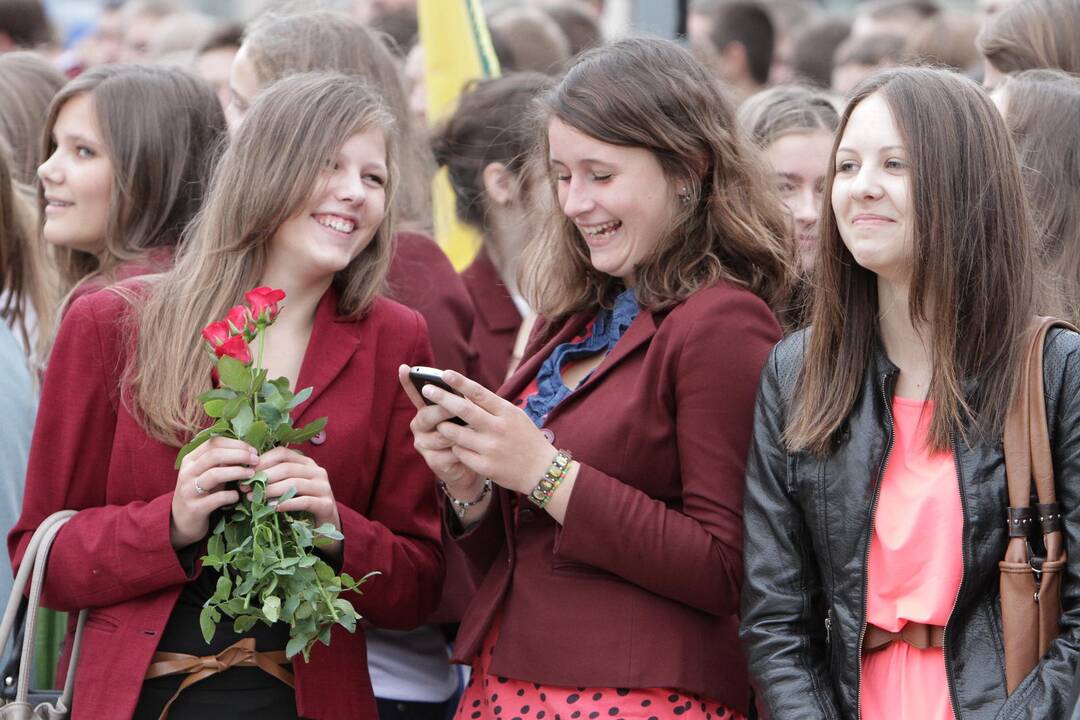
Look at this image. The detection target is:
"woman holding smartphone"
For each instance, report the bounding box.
[401,38,794,719]
[740,67,1080,719]
[9,73,443,720]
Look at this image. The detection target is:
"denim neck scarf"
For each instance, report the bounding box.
[522,288,640,427]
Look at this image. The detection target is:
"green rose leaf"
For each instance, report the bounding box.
[204,399,227,418]
[286,387,312,410]
[286,416,328,445]
[199,606,217,644]
[285,636,308,659]
[243,420,270,450]
[262,596,281,623]
[217,355,252,392]
[231,404,254,438]
[198,388,236,403]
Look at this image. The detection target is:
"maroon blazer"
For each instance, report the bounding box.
[386,231,475,375]
[450,281,781,714]
[8,286,445,720]
[461,250,522,393]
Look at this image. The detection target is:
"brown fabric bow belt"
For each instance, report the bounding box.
[863,622,945,655]
[144,637,295,719]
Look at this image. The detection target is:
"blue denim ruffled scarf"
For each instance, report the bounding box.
[522,288,640,427]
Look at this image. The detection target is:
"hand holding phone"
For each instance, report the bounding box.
[408,366,467,425]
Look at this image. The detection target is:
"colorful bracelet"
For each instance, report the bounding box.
[528,450,573,509]
[440,478,492,518]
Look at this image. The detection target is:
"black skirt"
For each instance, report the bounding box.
[132,567,298,720]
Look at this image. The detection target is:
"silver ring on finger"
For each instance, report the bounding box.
[194,479,208,495]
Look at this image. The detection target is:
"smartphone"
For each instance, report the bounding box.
[408,366,467,425]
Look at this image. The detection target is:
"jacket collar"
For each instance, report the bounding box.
[501,304,658,424]
[464,251,522,333]
[291,285,362,421]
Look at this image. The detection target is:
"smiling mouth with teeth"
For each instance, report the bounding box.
[315,215,356,234]
[581,220,622,237]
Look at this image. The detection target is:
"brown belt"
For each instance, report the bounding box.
[144,637,295,719]
[864,622,945,655]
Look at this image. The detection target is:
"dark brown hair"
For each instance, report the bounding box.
[41,64,226,300]
[0,0,54,48]
[709,1,775,86]
[791,16,852,88]
[523,37,796,318]
[786,67,1036,454]
[977,0,1080,75]
[431,72,552,230]
[0,52,64,186]
[1000,69,1080,323]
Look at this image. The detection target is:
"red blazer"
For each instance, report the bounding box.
[8,286,445,720]
[386,231,475,375]
[461,250,522,393]
[450,281,780,714]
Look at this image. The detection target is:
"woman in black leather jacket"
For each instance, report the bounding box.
[740,67,1080,720]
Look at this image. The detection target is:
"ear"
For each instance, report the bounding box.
[481,161,518,207]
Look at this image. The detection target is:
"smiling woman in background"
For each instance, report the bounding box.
[37,64,225,325]
[738,84,839,327]
[401,37,795,720]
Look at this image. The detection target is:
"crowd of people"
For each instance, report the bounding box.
[0,0,1077,719]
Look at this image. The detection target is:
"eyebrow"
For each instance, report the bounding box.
[836,144,907,154]
[548,157,612,166]
[57,133,101,147]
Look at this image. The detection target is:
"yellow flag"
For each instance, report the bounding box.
[418,0,501,270]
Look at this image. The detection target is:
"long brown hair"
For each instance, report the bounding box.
[129,73,398,446]
[0,146,56,366]
[999,69,1080,323]
[522,37,796,318]
[786,67,1036,455]
[41,64,226,301]
[0,51,64,187]
[977,0,1080,75]
[242,10,432,232]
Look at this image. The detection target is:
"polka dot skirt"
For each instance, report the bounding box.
[454,620,744,720]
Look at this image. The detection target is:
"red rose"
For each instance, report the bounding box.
[215,335,253,365]
[201,320,231,349]
[245,287,286,325]
[227,305,254,335]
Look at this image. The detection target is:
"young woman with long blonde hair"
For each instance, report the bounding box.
[9,73,443,720]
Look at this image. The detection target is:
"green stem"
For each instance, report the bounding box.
[315,571,340,621]
[252,328,266,440]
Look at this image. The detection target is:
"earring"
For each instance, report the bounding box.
[679,186,691,204]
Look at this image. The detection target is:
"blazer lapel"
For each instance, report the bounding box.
[291,287,362,422]
[541,309,658,424]
[467,252,522,333]
[499,312,591,401]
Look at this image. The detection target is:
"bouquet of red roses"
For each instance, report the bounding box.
[175,287,376,661]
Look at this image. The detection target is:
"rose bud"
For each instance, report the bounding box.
[201,320,231,349]
[245,286,286,325]
[214,335,253,365]
[227,304,255,336]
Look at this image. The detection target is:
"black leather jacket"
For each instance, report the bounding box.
[740,327,1080,720]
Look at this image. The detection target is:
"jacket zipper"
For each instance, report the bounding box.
[856,371,897,720]
[942,432,966,719]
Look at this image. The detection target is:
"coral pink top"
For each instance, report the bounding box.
[860,396,963,720]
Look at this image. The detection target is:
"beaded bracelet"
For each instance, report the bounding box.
[528,450,573,509]
[440,478,492,518]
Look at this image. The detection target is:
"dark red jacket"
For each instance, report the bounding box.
[8,286,444,720]
[451,282,780,714]
[386,231,475,375]
[461,249,522,393]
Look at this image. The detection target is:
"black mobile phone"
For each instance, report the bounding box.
[408,366,467,425]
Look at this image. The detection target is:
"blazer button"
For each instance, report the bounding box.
[311,430,327,446]
[541,428,555,444]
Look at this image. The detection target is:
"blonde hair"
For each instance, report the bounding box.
[522,37,796,319]
[242,9,432,232]
[128,73,398,445]
[977,0,1080,75]
[0,52,64,187]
